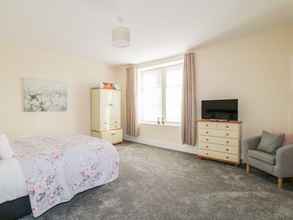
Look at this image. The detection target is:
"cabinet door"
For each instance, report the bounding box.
[99,90,113,130]
[110,90,121,129]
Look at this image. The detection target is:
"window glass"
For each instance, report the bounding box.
[138,63,183,124]
[139,69,162,122]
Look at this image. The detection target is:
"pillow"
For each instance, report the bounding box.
[283,133,293,146]
[257,131,284,154]
[0,134,14,159]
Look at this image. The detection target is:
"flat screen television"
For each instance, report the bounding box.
[201,99,238,121]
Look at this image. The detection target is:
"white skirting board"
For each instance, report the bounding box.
[123,135,198,155]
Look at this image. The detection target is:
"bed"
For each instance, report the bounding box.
[0,135,119,219]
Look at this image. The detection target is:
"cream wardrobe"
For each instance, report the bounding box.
[91,88,123,144]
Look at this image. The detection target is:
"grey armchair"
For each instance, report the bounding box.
[242,136,293,189]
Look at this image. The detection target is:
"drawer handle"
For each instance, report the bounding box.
[206,138,209,141]
[206,153,209,156]
[111,133,116,136]
[226,156,230,159]
[226,133,230,136]
[205,146,209,148]
[226,148,229,152]
[226,140,230,144]
[206,131,209,134]
[206,124,209,127]
[226,125,229,128]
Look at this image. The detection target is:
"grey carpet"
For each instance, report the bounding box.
[21,143,293,220]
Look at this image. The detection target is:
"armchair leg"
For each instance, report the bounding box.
[278,178,283,189]
[246,163,250,174]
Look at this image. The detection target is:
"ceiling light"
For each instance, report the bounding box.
[112,17,130,48]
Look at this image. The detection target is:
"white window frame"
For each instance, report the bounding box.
[138,60,184,126]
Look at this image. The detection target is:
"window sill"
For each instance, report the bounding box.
[139,122,180,127]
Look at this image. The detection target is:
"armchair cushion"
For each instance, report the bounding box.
[248,150,275,165]
[257,131,284,154]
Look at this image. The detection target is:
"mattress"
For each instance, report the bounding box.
[0,158,27,204]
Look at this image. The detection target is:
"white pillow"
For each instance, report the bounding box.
[0,134,14,159]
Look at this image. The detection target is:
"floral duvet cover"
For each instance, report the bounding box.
[12,135,119,217]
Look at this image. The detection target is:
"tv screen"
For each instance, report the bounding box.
[202,99,238,121]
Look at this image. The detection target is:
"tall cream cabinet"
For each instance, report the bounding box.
[91,88,123,144]
[197,120,241,165]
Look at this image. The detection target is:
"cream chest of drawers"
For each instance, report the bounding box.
[198,120,241,165]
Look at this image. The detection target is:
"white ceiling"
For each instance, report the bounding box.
[1,0,293,64]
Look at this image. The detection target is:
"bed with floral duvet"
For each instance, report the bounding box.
[0,135,119,219]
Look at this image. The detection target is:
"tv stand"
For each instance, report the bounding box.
[197,119,241,165]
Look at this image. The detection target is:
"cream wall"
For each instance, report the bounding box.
[196,26,293,139]
[122,25,293,153]
[0,44,117,140]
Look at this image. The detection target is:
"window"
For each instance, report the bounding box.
[138,61,183,125]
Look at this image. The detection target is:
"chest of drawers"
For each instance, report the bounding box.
[197,120,241,165]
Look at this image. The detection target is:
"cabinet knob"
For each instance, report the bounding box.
[226,148,229,151]
[226,141,230,144]
[206,145,209,148]
[206,131,209,134]
[206,138,209,141]
[226,156,230,159]
[226,125,229,128]
[226,133,230,136]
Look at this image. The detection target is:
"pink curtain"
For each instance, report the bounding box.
[126,66,139,137]
[182,53,197,145]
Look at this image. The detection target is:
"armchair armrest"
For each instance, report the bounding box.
[275,144,293,178]
[241,136,261,163]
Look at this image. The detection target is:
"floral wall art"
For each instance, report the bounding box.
[23,79,67,112]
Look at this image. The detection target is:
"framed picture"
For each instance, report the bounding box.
[23,79,68,112]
